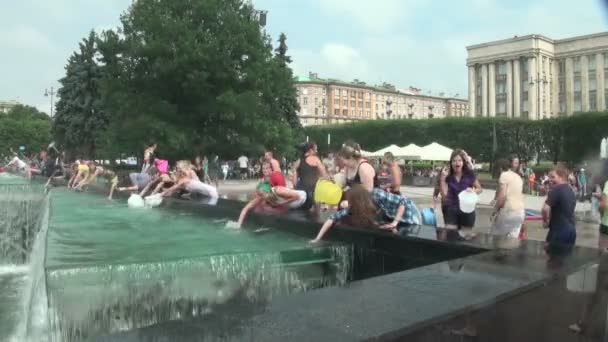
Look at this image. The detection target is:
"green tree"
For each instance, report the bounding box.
[53,30,107,157]
[0,105,51,157]
[272,33,302,136]
[97,0,299,159]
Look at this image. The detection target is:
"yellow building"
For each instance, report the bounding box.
[295,73,468,126]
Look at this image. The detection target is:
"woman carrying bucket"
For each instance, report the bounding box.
[440,149,482,239]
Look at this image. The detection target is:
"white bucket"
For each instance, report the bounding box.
[458,191,478,213]
[127,194,145,208]
[144,194,163,208]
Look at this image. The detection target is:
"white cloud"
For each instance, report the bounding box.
[291,43,371,82]
[316,0,427,33]
[0,26,56,53]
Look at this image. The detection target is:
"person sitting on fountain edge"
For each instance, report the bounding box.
[311,184,421,242]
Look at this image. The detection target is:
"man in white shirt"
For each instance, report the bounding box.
[237,155,249,180]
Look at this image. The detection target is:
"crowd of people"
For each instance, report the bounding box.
[3,138,600,251]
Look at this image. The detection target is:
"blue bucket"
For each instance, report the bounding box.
[421,208,437,226]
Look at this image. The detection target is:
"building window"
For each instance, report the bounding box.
[334,109,339,115]
[334,89,340,98]
[342,89,348,96]
[573,57,581,74]
[358,101,363,107]
[574,94,582,112]
[589,55,596,72]
[322,88,326,95]
[521,58,529,114]
[314,97,318,105]
[350,100,356,107]
[350,91,356,99]
[314,107,318,115]
[342,109,348,116]
[365,102,371,108]
[303,97,308,105]
[343,99,347,106]
[334,99,339,105]
[322,98,326,106]
[475,64,482,115]
[590,90,597,111]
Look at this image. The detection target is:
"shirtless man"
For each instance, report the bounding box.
[264,150,281,173]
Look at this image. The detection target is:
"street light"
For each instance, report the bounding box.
[44,87,56,118]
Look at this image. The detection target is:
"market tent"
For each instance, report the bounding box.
[369,144,402,157]
[397,144,422,160]
[418,142,453,161]
[361,149,374,157]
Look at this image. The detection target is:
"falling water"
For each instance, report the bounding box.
[44,244,352,342]
[0,180,50,342]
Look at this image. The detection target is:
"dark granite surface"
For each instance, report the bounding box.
[66,183,604,341]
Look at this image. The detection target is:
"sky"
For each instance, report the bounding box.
[1,0,607,114]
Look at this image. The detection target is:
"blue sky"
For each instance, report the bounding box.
[1,0,607,113]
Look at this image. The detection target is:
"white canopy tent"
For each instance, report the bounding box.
[397,144,422,160]
[368,144,402,157]
[418,142,453,161]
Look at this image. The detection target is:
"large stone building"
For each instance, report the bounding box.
[0,100,20,114]
[295,73,468,126]
[467,32,608,119]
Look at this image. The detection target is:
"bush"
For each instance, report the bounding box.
[306,112,608,164]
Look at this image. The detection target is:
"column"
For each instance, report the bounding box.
[581,55,590,112]
[468,66,476,116]
[513,59,521,117]
[598,52,605,111]
[565,57,574,115]
[488,62,496,116]
[528,57,537,119]
[537,57,544,119]
[481,64,488,116]
[506,60,513,117]
[551,58,560,116]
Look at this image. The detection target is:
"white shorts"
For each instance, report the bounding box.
[492,209,525,238]
[288,190,307,209]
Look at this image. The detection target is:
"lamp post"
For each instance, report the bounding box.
[44,87,56,118]
[529,73,548,120]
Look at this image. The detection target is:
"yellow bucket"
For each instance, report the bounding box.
[314,180,342,205]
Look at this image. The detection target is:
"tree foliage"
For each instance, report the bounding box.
[53,30,107,157]
[306,112,608,164]
[94,0,300,159]
[0,105,51,158]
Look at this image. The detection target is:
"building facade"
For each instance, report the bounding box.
[467,32,608,119]
[0,100,20,114]
[295,74,468,126]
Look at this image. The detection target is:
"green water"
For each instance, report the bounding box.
[43,188,351,341]
[46,188,317,270]
[0,173,31,185]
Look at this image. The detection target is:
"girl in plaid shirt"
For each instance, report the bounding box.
[311,185,420,242]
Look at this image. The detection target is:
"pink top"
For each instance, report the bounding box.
[154,159,169,174]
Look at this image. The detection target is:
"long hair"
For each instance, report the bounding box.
[343,185,378,228]
[448,149,473,176]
